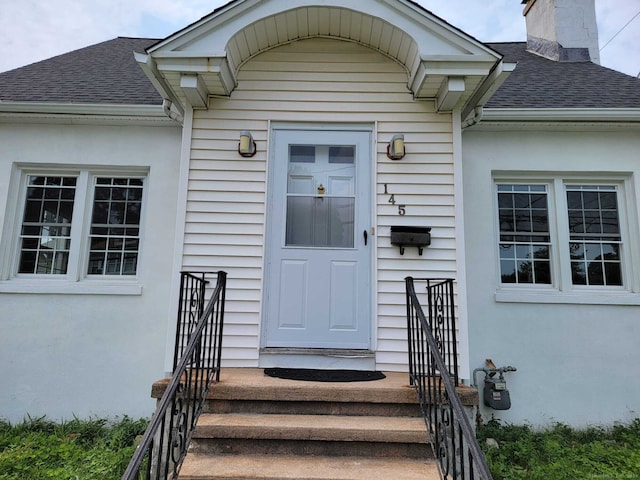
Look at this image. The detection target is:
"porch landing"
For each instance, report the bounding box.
[151,367,478,406]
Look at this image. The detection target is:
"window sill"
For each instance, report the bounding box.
[495,289,640,305]
[0,279,143,295]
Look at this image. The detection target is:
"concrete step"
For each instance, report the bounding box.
[148,369,479,479]
[189,413,430,458]
[151,369,478,411]
[196,413,427,442]
[178,453,441,480]
[205,398,421,417]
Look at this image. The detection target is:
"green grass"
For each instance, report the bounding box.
[477,418,640,480]
[4,415,640,479]
[0,416,148,480]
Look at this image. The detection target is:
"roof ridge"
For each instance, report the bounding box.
[485,41,527,45]
[116,36,160,41]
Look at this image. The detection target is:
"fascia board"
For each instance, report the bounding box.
[482,108,640,123]
[421,54,498,63]
[461,61,517,121]
[420,58,497,76]
[0,102,165,116]
[0,102,175,126]
[154,55,228,73]
[134,52,185,116]
[152,51,227,59]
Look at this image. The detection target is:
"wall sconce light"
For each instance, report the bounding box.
[238,130,257,157]
[387,134,405,160]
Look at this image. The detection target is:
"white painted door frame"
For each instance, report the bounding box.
[262,124,374,352]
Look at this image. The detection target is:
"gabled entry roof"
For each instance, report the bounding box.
[136,0,507,117]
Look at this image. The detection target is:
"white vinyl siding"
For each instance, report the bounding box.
[183,38,456,370]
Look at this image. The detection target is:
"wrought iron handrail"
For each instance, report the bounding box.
[122,271,227,480]
[173,272,209,370]
[406,277,493,480]
[410,277,459,386]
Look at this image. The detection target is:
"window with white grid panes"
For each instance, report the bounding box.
[497,184,552,285]
[566,185,622,286]
[88,178,143,276]
[12,171,145,279]
[18,176,77,274]
[495,179,629,292]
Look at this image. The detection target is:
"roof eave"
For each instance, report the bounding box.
[481,108,640,123]
[0,102,176,126]
[460,61,517,121]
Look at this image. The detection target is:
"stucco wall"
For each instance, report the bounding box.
[462,125,640,426]
[0,121,182,422]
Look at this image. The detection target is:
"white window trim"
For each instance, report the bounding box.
[0,163,148,295]
[493,173,640,305]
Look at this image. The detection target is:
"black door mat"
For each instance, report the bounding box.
[264,368,386,382]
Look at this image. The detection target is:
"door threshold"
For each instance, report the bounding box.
[261,347,374,358]
[259,348,376,370]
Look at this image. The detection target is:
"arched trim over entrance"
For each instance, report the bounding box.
[136,0,511,119]
[223,7,421,81]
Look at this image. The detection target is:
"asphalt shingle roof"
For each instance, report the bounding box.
[486,42,640,109]
[1,37,639,110]
[0,37,162,105]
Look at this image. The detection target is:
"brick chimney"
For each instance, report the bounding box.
[521,0,600,64]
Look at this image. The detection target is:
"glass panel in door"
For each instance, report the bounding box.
[285,145,355,248]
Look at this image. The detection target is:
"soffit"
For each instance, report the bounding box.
[142,0,502,112]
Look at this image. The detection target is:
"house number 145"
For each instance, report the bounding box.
[384,184,406,216]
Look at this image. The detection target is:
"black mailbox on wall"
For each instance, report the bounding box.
[390,226,431,255]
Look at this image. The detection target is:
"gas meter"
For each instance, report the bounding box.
[483,375,511,410]
[473,359,517,410]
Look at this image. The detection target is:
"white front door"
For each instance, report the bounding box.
[264,128,372,349]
